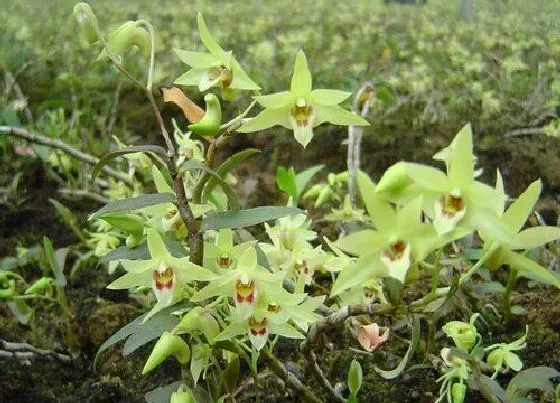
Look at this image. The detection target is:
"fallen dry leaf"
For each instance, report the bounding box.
[161,87,204,123]
[357,322,390,352]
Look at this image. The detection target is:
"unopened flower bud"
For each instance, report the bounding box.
[452,382,466,403]
[73,3,100,44]
[142,332,190,374]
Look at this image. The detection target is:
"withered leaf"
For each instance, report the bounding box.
[161,87,204,123]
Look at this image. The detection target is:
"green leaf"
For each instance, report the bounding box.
[123,308,184,356]
[375,315,420,379]
[503,180,541,233]
[505,367,560,398]
[145,382,182,403]
[348,359,363,394]
[91,145,167,180]
[89,193,176,221]
[203,148,260,201]
[276,166,297,199]
[182,160,240,210]
[99,212,144,237]
[197,13,224,55]
[221,355,240,394]
[469,373,507,401]
[295,164,324,198]
[516,226,560,250]
[99,237,188,263]
[42,237,66,287]
[7,300,33,325]
[291,50,312,96]
[201,206,304,231]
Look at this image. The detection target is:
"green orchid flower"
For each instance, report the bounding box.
[485,326,527,378]
[325,195,365,222]
[107,228,217,321]
[376,124,513,244]
[436,348,471,403]
[203,228,255,272]
[441,313,480,351]
[191,247,303,318]
[476,173,560,287]
[264,212,316,259]
[214,301,305,351]
[238,51,369,147]
[174,13,260,100]
[279,242,328,290]
[331,172,468,294]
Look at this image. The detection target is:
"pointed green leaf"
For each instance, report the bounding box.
[291,50,312,96]
[347,359,363,394]
[503,180,541,233]
[90,193,176,221]
[203,149,260,202]
[295,164,324,198]
[201,206,304,231]
[92,145,167,180]
[375,315,420,379]
[276,166,297,199]
[43,237,66,287]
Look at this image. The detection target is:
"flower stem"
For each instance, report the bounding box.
[502,266,518,324]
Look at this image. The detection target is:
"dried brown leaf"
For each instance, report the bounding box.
[161,87,204,123]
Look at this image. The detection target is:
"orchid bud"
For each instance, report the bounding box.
[73,3,100,44]
[142,332,190,374]
[170,385,195,403]
[100,21,150,60]
[347,359,362,395]
[125,234,140,249]
[176,307,219,344]
[188,94,222,138]
[451,382,466,403]
[315,187,333,207]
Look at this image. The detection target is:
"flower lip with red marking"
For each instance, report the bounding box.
[249,317,269,336]
[235,280,256,304]
[153,266,174,291]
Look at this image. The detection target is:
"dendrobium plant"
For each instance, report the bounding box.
[238,51,369,147]
[69,5,560,402]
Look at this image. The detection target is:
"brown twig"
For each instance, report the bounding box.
[0,126,133,185]
[300,303,393,402]
[261,349,322,403]
[0,339,73,364]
